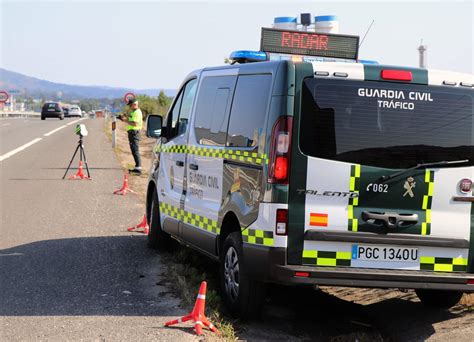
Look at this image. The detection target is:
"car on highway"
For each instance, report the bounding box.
[62,106,70,117]
[69,106,82,117]
[41,102,64,120]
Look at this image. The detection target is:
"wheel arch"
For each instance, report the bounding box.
[146,180,157,221]
[218,211,241,257]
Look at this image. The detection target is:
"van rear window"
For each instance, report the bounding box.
[300,78,473,168]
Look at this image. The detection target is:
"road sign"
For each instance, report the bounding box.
[123,92,136,104]
[0,91,9,103]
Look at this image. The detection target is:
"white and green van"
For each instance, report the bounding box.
[145,29,473,318]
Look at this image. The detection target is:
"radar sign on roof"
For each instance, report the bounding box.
[260,27,359,60]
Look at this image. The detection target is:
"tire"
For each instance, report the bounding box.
[59,115,64,120]
[41,116,45,120]
[415,289,463,309]
[147,191,174,251]
[220,232,265,319]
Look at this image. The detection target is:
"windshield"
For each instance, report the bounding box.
[299,78,473,169]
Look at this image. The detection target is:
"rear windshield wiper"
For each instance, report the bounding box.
[380,159,469,182]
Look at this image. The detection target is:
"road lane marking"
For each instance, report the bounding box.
[0,138,43,162]
[44,125,67,136]
[1,123,11,127]
[0,253,24,256]
[66,118,85,126]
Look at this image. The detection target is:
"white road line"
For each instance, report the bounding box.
[0,138,43,162]
[1,123,11,127]
[66,118,85,126]
[44,125,67,136]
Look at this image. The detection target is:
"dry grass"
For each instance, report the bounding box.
[460,293,474,307]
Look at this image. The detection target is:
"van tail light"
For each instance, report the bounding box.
[460,179,472,194]
[467,279,474,285]
[275,209,288,236]
[268,116,293,184]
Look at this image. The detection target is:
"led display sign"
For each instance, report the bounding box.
[261,27,359,60]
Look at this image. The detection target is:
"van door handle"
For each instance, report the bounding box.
[361,211,418,229]
[189,164,199,171]
[175,160,184,167]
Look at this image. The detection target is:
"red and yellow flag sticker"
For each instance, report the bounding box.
[310,213,328,227]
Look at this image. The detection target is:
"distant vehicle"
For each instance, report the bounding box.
[89,111,96,118]
[41,102,64,120]
[82,110,87,117]
[68,106,82,117]
[63,107,70,117]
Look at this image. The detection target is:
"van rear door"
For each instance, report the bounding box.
[288,75,473,274]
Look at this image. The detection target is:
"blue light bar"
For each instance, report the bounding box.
[229,50,268,64]
[358,59,379,65]
[274,17,297,23]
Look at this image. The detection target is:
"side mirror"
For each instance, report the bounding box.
[146,115,162,138]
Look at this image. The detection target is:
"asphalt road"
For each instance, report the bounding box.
[0,117,197,341]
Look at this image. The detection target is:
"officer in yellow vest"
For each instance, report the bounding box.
[123,98,143,174]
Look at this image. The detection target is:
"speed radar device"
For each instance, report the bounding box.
[63,124,91,179]
[75,124,88,137]
[145,15,474,319]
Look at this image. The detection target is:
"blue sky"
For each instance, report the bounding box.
[1,0,472,89]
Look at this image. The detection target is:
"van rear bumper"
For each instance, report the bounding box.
[242,243,474,292]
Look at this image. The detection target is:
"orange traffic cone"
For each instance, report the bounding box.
[164,281,219,336]
[127,214,149,234]
[113,173,136,195]
[69,161,90,180]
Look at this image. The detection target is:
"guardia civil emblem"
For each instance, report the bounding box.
[403,176,416,198]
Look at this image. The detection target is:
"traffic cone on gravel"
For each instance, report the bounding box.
[68,161,90,180]
[164,281,219,336]
[113,173,136,195]
[127,214,149,234]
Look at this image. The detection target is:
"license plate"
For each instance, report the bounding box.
[352,244,419,262]
[48,109,55,111]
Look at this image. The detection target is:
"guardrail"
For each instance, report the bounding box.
[0,111,40,118]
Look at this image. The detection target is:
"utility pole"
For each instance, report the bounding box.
[418,40,427,68]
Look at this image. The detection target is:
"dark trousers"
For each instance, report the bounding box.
[127,130,141,168]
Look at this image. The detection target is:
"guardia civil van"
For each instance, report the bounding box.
[145,24,474,317]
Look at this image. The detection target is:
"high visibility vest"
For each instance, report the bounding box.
[127,108,143,131]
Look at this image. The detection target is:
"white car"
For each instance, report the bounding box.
[69,106,82,117]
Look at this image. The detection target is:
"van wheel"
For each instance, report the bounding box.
[41,116,45,120]
[220,232,265,319]
[415,289,463,309]
[59,116,64,120]
[147,191,174,251]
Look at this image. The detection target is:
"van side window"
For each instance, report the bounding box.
[194,76,236,146]
[164,78,197,140]
[226,74,272,148]
[175,79,197,136]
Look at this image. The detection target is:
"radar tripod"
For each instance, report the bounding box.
[62,135,91,180]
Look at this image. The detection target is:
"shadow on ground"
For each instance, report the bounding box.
[0,236,177,317]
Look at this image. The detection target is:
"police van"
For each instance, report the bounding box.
[145,23,474,317]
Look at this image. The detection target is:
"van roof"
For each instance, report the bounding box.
[186,60,473,88]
